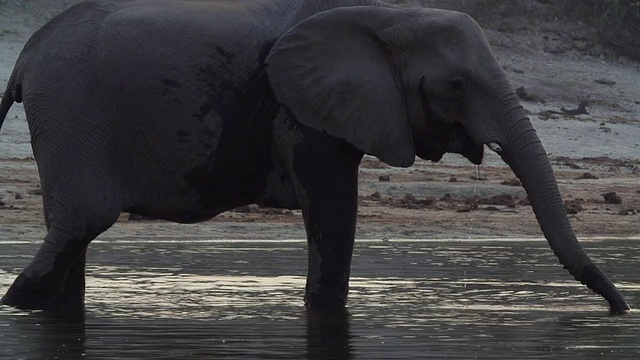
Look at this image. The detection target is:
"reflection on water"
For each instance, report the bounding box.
[1,239,639,359]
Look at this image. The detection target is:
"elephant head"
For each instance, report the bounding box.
[265,6,630,314]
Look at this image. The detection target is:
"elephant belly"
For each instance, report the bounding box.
[118,115,291,224]
[121,159,268,224]
[115,120,262,223]
[123,161,299,224]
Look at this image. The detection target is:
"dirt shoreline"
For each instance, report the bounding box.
[0,1,638,244]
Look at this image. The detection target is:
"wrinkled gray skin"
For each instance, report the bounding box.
[0,0,630,314]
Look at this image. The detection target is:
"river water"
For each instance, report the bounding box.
[0,238,639,359]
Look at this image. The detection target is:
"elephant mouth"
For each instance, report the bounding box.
[413,122,484,165]
[417,84,484,164]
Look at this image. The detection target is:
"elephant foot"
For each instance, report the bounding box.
[304,291,348,310]
[1,273,85,313]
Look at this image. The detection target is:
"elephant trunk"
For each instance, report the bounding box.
[491,103,630,314]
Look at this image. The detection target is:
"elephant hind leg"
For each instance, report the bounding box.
[1,180,121,312]
[1,233,93,312]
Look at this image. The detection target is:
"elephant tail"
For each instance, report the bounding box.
[0,82,19,130]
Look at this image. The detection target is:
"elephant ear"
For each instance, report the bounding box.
[265,6,415,167]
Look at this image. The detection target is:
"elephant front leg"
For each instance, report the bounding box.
[291,141,362,309]
[303,193,358,309]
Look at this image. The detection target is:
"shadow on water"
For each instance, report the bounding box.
[3,310,87,359]
[2,306,352,359]
[1,238,640,358]
[306,308,352,360]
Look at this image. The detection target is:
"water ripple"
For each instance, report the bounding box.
[0,239,639,359]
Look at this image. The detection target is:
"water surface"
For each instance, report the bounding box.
[1,239,639,359]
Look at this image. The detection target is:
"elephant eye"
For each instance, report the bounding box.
[449,77,467,94]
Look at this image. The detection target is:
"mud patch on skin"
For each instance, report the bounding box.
[160,78,182,88]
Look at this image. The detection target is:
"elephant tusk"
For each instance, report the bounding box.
[487,142,502,153]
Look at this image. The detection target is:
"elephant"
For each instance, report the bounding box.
[0,0,630,314]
